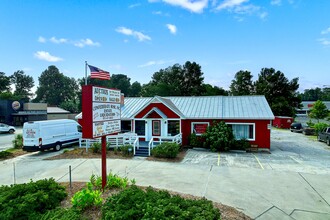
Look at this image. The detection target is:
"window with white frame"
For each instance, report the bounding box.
[227,123,255,140]
[191,122,209,136]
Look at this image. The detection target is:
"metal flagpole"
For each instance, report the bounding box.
[85,61,87,85]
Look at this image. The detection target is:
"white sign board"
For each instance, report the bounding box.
[93,120,121,137]
[92,86,121,138]
[93,87,121,103]
[93,103,121,122]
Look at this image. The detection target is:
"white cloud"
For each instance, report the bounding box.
[150,0,208,13]
[38,36,46,43]
[216,0,248,10]
[166,24,177,34]
[215,0,267,19]
[152,11,170,16]
[74,38,100,48]
[116,27,151,41]
[138,60,173,67]
[129,3,141,8]
[259,11,268,19]
[321,27,330,35]
[318,38,330,46]
[50,37,68,44]
[38,36,99,47]
[270,0,281,6]
[34,51,63,62]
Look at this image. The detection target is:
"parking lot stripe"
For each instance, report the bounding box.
[217,153,220,166]
[289,156,302,164]
[253,154,264,170]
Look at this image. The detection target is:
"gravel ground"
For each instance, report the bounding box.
[182,128,330,174]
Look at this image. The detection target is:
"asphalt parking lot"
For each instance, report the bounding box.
[182,128,330,174]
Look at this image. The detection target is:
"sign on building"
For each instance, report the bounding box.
[82,85,121,138]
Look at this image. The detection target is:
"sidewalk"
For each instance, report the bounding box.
[1,157,330,219]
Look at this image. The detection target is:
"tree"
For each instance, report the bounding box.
[202,84,228,96]
[141,61,205,97]
[129,81,142,97]
[109,74,131,96]
[254,68,301,117]
[300,87,330,101]
[0,72,11,93]
[230,70,254,95]
[309,100,329,122]
[181,61,205,96]
[10,70,34,101]
[34,66,79,106]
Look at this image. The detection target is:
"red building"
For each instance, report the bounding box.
[119,95,274,150]
[77,95,274,150]
[272,116,293,129]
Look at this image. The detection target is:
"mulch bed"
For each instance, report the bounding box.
[46,147,188,162]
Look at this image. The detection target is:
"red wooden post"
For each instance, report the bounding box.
[101,135,107,189]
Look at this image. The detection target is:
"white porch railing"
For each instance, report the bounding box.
[147,133,182,156]
[148,138,154,156]
[79,132,139,152]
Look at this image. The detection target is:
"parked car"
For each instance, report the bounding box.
[318,127,330,146]
[290,122,303,133]
[0,123,16,134]
[290,122,315,135]
[22,119,82,152]
[302,127,315,135]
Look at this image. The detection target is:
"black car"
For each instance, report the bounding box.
[290,122,315,135]
[290,122,303,133]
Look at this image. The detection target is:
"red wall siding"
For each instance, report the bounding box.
[272,116,293,129]
[135,103,180,119]
[146,111,162,118]
[181,119,271,149]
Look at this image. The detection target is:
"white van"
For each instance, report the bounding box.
[23,119,82,152]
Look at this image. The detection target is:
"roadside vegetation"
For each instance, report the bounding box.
[0,174,229,220]
[0,134,27,160]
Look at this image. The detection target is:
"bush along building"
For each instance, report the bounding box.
[77,95,275,151]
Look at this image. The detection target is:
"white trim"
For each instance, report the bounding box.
[191,122,210,136]
[226,122,255,141]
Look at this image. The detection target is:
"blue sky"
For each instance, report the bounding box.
[1,0,329,93]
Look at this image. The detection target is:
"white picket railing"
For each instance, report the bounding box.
[79,132,138,152]
[148,138,154,156]
[147,133,182,156]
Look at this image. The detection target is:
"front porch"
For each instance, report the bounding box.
[79,133,182,157]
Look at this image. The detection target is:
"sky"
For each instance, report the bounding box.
[0,0,330,93]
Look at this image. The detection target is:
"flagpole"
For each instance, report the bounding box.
[85,61,87,85]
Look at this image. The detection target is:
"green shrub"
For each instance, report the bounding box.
[231,139,250,151]
[120,145,133,157]
[91,142,101,153]
[71,185,102,211]
[151,142,180,158]
[102,185,220,220]
[0,178,67,220]
[38,207,84,220]
[63,149,69,153]
[89,173,130,190]
[188,133,205,148]
[0,151,13,159]
[314,122,329,135]
[12,134,23,149]
[203,121,235,152]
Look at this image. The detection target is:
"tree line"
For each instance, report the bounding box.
[1,61,328,117]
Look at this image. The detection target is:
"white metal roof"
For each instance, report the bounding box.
[122,96,274,120]
[47,107,70,114]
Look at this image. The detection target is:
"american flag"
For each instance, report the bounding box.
[88,65,110,80]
